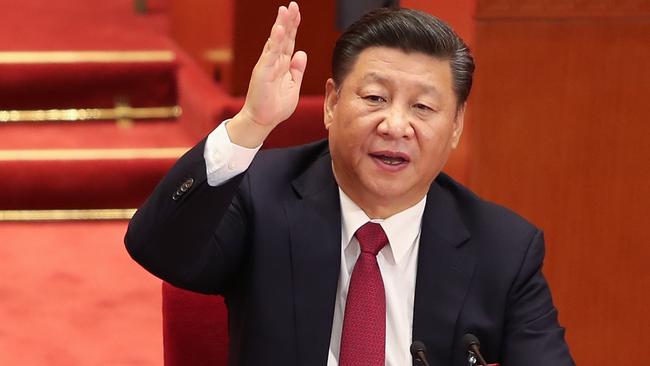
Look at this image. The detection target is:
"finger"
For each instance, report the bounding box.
[280,2,298,31]
[259,23,286,68]
[273,4,283,26]
[273,5,294,58]
[276,5,289,33]
[288,1,298,13]
[269,22,285,56]
[267,5,288,53]
[282,3,301,57]
[289,50,307,86]
[287,1,300,30]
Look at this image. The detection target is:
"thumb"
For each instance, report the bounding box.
[289,50,307,86]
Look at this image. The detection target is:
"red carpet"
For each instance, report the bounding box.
[0,221,161,365]
[0,0,179,111]
[0,0,229,210]
[0,0,170,50]
[0,61,178,110]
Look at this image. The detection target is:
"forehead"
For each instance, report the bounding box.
[343,46,453,92]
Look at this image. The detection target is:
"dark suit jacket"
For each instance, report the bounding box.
[125,138,574,366]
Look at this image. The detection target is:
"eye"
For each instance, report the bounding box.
[413,103,433,112]
[363,95,386,103]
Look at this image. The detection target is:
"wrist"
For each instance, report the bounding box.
[227,110,275,148]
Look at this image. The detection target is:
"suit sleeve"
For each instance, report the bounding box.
[124,138,251,295]
[501,230,575,365]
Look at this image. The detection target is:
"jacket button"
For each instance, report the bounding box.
[172,178,194,200]
[180,178,194,192]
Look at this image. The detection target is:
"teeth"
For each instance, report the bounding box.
[380,156,404,165]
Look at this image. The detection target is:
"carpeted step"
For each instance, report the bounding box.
[1,146,184,211]
[0,119,195,210]
[0,0,179,121]
[0,52,179,116]
[0,45,221,212]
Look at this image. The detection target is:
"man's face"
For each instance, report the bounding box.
[324,47,465,218]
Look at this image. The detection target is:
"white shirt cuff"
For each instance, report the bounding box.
[204,120,261,187]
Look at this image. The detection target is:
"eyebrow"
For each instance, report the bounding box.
[361,72,441,98]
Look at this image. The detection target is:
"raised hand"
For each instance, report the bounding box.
[227,2,307,148]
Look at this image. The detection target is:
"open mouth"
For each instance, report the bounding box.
[370,151,410,166]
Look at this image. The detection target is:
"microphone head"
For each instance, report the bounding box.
[462,333,480,350]
[410,340,427,356]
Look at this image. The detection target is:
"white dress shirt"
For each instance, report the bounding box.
[204,120,260,186]
[327,190,425,366]
[204,122,426,365]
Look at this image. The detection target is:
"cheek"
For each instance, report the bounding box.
[412,121,438,144]
[412,122,456,157]
[415,112,457,139]
[336,114,379,145]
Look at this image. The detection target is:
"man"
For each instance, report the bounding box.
[126,3,574,365]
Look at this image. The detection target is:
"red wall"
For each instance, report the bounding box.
[170,0,232,79]
[401,0,476,46]
[469,1,650,362]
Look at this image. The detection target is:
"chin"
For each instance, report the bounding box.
[364,180,412,202]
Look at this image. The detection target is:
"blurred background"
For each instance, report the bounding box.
[0,0,648,364]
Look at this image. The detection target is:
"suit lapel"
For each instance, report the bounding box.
[285,153,341,366]
[412,181,476,365]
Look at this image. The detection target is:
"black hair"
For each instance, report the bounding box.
[332,7,475,107]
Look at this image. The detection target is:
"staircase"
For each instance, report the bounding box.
[0,0,226,217]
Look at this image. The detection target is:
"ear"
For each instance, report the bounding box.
[323,78,338,130]
[451,103,466,149]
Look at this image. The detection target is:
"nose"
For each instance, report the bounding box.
[376,106,415,139]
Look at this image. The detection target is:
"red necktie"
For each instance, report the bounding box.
[339,222,388,366]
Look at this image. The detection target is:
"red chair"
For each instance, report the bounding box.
[162,282,230,365]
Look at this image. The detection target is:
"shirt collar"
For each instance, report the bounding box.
[339,188,426,264]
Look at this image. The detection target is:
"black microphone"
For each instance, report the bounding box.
[462,333,488,366]
[410,340,431,366]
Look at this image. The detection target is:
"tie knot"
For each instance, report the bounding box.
[355,222,388,256]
